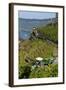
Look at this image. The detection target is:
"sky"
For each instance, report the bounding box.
[18,10,56,19]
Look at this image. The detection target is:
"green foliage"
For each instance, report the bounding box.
[19,65,31,79]
[19,22,58,79]
[19,39,57,66]
[29,64,58,78]
[19,64,58,79]
[38,23,58,43]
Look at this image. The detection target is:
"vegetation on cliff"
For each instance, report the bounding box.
[19,22,58,79]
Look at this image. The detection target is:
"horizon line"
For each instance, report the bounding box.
[19,17,56,20]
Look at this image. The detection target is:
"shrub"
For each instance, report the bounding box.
[19,65,31,79]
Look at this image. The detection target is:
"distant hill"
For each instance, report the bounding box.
[19,18,57,22]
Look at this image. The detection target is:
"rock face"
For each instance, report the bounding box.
[29,25,58,45]
[29,28,44,40]
[29,27,49,41]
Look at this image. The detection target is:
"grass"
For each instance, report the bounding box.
[29,64,58,78]
[38,23,58,43]
[19,39,57,66]
[19,22,58,79]
[19,64,58,79]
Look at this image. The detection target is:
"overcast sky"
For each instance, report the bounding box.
[18,10,56,19]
